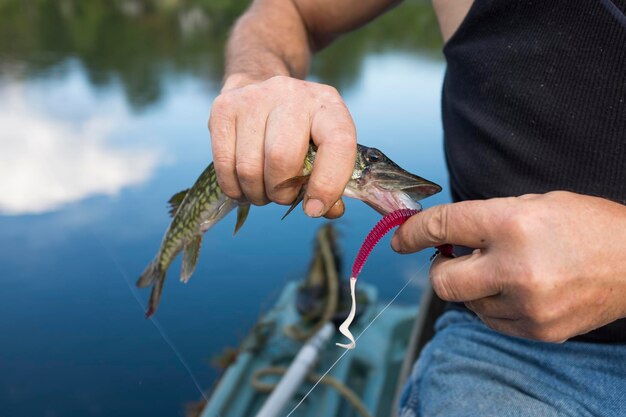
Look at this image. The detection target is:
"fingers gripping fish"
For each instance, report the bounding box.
[137,143,441,317]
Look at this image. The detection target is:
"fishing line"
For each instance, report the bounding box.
[92,232,211,404]
[285,259,431,417]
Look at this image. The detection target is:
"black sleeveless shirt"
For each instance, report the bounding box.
[442,0,626,343]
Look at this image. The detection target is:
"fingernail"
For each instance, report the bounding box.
[305,199,325,217]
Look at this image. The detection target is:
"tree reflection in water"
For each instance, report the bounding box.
[0,0,441,111]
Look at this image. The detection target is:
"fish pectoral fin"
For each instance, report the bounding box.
[181,235,203,283]
[167,189,190,217]
[234,203,251,236]
[275,175,310,220]
[281,186,306,220]
[275,175,310,190]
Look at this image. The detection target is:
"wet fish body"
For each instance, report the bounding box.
[137,144,441,316]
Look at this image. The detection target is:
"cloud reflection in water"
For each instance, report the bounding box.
[0,84,160,216]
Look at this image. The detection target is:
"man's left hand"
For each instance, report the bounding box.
[391,191,626,342]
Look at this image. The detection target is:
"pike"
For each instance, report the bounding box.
[137,143,441,317]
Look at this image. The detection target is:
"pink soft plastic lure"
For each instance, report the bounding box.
[336,209,453,349]
[351,209,420,278]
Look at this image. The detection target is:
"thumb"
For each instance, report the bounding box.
[304,100,356,217]
[391,200,500,253]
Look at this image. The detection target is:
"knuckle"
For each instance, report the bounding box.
[220,182,243,201]
[266,183,296,205]
[249,196,269,207]
[209,102,234,135]
[525,324,561,342]
[527,299,564,327]
[212,154,235,172]
[424,205,450,243]
[266,142,291,168]
[525,305,552,325]
[431,271,457,301]
[513,262,535,286]
[327,126,357,144]
[210,95,231,119]
[517,265,548,295]
[312,85,347,109]
[310,173,341,202]
[211,93,228,110]
[212,159,241,200]
[212,168,241,201]
[268,74,290,85]
[209,97,224,121]
[545,190,567,200]
[514,298,534,317]
[271,193,296,206]
[236,159,263,184]
[502,209,534,240]
[267,75,299,94]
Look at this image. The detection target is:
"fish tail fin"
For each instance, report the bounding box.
[145,278,165,318]
[136,259,163,288]
[136,260,166,318]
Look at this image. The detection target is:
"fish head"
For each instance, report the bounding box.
[345,145,442,215]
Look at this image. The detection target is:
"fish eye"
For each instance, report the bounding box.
[366,149,382,163]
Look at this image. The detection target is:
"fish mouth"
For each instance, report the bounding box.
[346,167,442,215]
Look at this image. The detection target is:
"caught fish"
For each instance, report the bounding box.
[137,143,441,316]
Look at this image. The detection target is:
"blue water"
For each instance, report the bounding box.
[0,10,449,417]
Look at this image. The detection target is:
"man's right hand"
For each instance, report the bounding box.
[208,74,357,218]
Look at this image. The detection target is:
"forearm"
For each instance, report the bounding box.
[224,0,312,89]
[223,0,401,90]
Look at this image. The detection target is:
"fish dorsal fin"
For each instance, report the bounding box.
[275,175,310,220]
[168,189,189,217]
[181,235,202,284]
[234,203,251,235]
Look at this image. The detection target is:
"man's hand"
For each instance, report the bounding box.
[391,191,626,342]
[207,0,399,219]
[209,75,356,218]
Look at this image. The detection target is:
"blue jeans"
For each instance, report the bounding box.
[399,309,626,417]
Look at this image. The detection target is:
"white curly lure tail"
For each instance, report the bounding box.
[336,209,422,350]
[336,277,357,349]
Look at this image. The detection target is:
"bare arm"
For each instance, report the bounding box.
[224,0,401,87]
